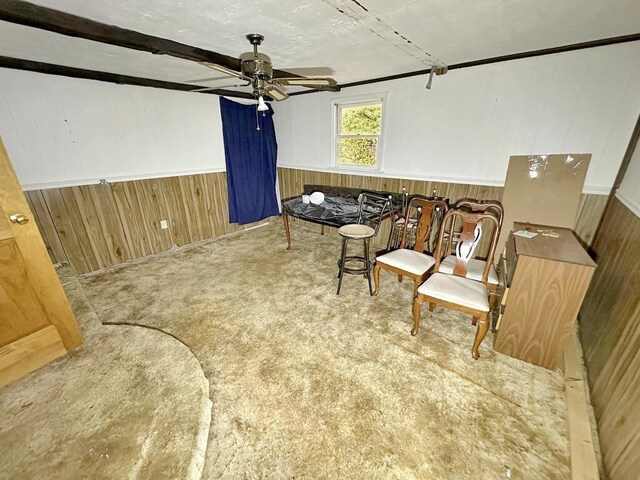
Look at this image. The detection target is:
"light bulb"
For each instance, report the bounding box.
[257,96,269,111]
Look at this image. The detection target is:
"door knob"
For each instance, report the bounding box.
[9,213,29,225]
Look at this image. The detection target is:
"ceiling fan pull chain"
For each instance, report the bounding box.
[256,105,260,131]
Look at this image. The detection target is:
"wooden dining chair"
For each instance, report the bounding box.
[438,199,503,311]
[373,197,448,296]
[412,208,501,359]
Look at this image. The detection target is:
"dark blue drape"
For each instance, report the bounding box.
[219,97,279,225]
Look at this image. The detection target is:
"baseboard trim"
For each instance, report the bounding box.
[563,329,601,480]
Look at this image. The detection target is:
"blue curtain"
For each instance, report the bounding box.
[219,97,280,225]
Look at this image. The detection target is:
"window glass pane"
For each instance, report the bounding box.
[337,137,378,167]
[339,103,382,135]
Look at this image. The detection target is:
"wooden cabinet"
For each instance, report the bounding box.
[493,222,596,369]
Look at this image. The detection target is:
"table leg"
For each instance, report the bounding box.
[282,211,291,250]
[321,225,325,236]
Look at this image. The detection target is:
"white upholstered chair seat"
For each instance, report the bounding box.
[338,224,375,239]
[439,255,498,285]
[417,273,490,312]
[375,249,436,276]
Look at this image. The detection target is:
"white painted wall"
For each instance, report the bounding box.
[0,68,227,190]
[2,41,639,194]
[274,41,640,194]
[616,135,640,218]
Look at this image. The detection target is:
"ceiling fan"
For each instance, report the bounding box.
[195,33,338,105]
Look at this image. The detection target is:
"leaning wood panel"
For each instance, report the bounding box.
[579,196,640,479]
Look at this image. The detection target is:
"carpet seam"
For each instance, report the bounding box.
[67,271,213,480]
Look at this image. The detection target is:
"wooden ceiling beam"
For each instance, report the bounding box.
[0,55,254,99]
[292,32,640,95]
[0,0,244,71]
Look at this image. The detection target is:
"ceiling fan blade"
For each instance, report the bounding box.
[191,81,251,92]
[278,67,335,77]
[265,84,289,101]
[199,62,250,81]
[186,74,234,83]
[274,77,338,89]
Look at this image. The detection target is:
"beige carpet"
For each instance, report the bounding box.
[0,272,211,480]
[79,221,570,479]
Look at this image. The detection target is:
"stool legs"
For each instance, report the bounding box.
[364,237,373,295]
[336,236,375,295]
[337,237,348,295]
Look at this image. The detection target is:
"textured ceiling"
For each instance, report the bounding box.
[1,0,639,93]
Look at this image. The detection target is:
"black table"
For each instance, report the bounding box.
[281,194,400,249]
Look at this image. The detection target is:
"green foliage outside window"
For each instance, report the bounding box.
[338,137,379,166]
[337,103,382,167]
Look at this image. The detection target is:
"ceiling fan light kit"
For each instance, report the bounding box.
[257,95,269,111]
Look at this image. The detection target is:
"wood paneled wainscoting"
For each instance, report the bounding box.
[277,167,608,251]
[25,172,259,274]
[26,168,608,275]
[578,195,640,480]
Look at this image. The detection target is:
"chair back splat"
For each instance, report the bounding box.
[442,199,503,261]
[434,209,501,283]
[399,197,449,254]
[453,198,504,227]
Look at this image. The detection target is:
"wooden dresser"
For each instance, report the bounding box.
[494,222,596,369]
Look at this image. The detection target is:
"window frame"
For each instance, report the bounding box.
[331,93,387,172]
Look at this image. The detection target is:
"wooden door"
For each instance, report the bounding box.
[0,137,82,388]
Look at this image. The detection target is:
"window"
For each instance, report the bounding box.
[334,97,384,169]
